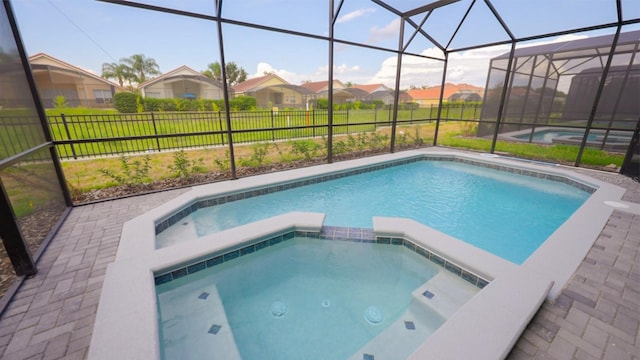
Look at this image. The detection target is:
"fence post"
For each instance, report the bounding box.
[60,113,77,160]
[346,109,349,134]
[312,110,316,138]
[410,105,414,123]
[374,107,378,129]
[218,111,225,145]
[271,109,276,142]
[150,112,162,152]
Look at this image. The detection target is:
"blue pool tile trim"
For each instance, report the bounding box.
[154,155,597,235]
[154,226,490,290]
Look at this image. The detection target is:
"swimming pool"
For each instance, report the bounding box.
[91,149,626,360]
[156,236,479,359]
[157,159,590,264]
[501,127,631,151]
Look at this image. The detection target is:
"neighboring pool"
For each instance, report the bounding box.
[157,159,591,264]
[156,236,477,359]
[501,127,632,151]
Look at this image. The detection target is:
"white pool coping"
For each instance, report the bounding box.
[90,148,626,360]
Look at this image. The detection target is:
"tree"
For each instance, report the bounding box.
[202,61,247,86]
[121,54,161,84]
[101,62,134,87]
[201,62,222,82]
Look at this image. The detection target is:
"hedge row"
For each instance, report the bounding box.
[113,93,257,113]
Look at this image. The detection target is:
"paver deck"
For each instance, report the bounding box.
[0,165,637,360]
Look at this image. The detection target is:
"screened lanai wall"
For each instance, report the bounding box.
[479,30,639,165]
[0,1,71,288]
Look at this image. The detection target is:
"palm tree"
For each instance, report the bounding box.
[101,62,134,87]
[202,61,247,86]
[121,54,161,84]
[202,62,222,82]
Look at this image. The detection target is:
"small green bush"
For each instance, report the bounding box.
[98,154,151,186]
[114,92,138,113]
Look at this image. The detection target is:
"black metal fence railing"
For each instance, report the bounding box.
[39,104,469,160]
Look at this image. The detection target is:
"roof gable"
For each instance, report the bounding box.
[28,52,120,87]
[352,84,389,94]
[139,65,221,88]
[300,80,345,93]
[233,74,289,93]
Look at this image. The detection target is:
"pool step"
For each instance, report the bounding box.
[411,271,481,319]
[348,301,445,360]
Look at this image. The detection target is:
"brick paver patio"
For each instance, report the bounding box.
[0,166,637,360]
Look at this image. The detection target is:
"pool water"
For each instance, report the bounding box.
[156,238,455,360]
[165,161,589,264]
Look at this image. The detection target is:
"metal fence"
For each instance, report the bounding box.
[37,104,475,160]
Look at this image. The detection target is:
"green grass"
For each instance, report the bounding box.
[438,127,624,167]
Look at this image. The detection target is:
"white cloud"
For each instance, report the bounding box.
[336,8,376,24]
[366,33,592,89]
[367,18,400,44]
[252,62,362,85]
[252,62,303,83]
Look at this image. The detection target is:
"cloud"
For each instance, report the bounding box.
[252,62,362,84]
[367,45,507,88]
[366,33,592,89]
[336,8,376,24]
[367,18,400,44]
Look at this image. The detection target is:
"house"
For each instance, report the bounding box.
[407,83,484,107]
[350,84,412,105]
[352,84,390,94]
[139,65,225,100]
[233,74,313,109]
[301,80,356,104]
[29,53,123,108]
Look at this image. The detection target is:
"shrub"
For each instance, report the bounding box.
[114,92,138,113]
[98,154,151,186]
[229,96,256,111]
[169,150,204,178]
[52,95,68,109]
[289,139,322,160]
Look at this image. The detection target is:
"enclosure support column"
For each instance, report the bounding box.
[490,41,516,153]
[389,18,405,152]
[433,52,449,145]
[0,182,36,276]
[575,23,622,167]
[216,1,237,178]
[327,0,341,163]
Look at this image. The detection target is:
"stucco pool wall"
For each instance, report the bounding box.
[90,148,626,360]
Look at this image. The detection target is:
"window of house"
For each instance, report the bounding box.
[93,89,113,104]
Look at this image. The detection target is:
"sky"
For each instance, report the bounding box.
[10,0,640,89]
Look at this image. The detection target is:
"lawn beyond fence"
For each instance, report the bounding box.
[43,103,481,159]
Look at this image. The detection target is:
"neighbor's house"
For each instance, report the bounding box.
[407,83,484,107]
[301,80,357,104]
[139,65,226,100]
[233,74,313,109]
[353,83,412,105]
[29,53,123,108]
